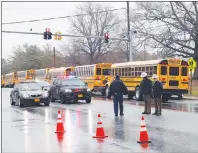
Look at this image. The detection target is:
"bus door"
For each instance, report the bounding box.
[95,66,102,87]
[14,72,18,84]
[167,59,182,90]
[159,61,168,89]
[180,61,189,90]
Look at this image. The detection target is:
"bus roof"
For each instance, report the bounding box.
[111,59,164,68]
[75,63,112,68]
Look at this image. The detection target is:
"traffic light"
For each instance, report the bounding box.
[43,28,52,40]
[48,32,52,39]
[43,32,47,39]
[104,32,109,43]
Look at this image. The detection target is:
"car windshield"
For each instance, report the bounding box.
[37,81,50,86]
[62,79,85,86]
[19,83,42,91]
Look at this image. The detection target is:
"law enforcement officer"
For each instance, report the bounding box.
[152,74,163,116]
[107,75,128,117]
[140,72,153,114]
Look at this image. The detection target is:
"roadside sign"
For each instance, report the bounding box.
[188,58,196,71]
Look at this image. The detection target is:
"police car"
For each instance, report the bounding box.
[49,76,92,104]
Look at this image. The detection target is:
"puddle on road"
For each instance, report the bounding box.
[130,101,198,113]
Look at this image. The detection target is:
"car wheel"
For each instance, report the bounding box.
[178,94,183,99]
[135,87,143,101]
[50,93,55,102]
[10,95,15,105]
[18,97,24,108]
[86,99,91,103]
[44,101,50,106]
[60,95,65,104]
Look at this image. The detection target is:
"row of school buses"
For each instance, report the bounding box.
[1,58,190,101]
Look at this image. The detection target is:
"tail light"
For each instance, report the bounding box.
[161,78,166,81]
[183,78,188,82]
[74,88,79,92]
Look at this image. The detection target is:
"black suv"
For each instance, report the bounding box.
[49,77,91,104]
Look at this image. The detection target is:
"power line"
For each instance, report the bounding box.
[2,8,126,25]
[2,30,129,41]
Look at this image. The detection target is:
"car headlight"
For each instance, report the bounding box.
[65,89,72,92]
[42,92,49,97]
[87,88,91,92]
[22,93,29,98]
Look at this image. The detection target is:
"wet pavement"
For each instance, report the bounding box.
[2,88,198,152]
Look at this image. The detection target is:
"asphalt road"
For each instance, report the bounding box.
[2,88,198,152]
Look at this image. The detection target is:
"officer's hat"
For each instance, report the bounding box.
[140,72,148,78]
[152,74,158,79]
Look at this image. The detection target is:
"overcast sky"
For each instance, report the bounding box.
[2,1,136,59]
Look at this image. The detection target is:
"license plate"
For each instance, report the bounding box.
[78,94,83,98]
[34,98,40,102]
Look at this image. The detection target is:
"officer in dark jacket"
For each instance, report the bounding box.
[152,74,163,116]
[107,75,128,116]
[140,72,153,114]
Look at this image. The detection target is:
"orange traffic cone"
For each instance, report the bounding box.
[93,114,108,138]
[137,116,151,143]
[55,111,66,133]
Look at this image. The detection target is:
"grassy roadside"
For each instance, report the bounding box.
[187,80,198,97]
[192,85,198,96]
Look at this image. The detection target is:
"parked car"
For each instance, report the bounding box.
[49,76,92,104]
[34,80,51,91]
[10,82,50,107]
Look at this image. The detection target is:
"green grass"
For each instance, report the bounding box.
[192,86,198,96]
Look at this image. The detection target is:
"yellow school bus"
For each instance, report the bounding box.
[4,72,18,88]
[35,68,50,81]
[74,63,112,95]
[17,71,26,82]
[1,74,6,87]
[26,69,36,80]
[47,67,74,84]
[17,69,36,82]
[107,58,189,102]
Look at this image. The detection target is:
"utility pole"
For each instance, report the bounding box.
[127,1,131,62]
[53,47,56,67]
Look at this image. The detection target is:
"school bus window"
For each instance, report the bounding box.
[119,68,122,76]
[182,67,187,76]
[124,68,128,76]
[161,66,167,75]
[96,68,101,75]
[138,67,141,71]
[169,67,179,76]
[122,68,125,76]
[115,68,118,75]
[102,69,111,75]
[128,68,131,76]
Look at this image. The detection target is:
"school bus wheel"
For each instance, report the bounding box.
[128,92,134,100]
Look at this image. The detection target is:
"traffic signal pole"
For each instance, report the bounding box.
[53,47,56,67]
[127,1,131,62]
[2,30,128,41]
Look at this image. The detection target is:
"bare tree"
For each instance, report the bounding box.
[67,2,121,64]
[131,2,198,76]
